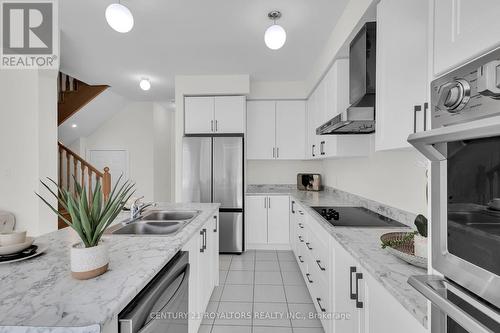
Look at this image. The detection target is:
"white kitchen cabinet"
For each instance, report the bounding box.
[185,97,214,134]
[185,96,245,134]
[433,0,500,76]
[246,101,276,159]
[275,101,306,159]
[182,214,219,333]
[247,100,306,160]
[214,96,246,133]
[375,0,428,151]
[245,195,290,249]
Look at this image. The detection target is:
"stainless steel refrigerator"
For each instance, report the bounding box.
[182,136,244,253]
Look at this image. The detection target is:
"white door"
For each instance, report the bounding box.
[433,0,500,75]
[88,149,128,188]
[185,97,214,134]
[275,100,306,159]
[267,195,290,244]
[214,96,246,133]
[246,101,276,159]
[245,196,268,245]
[375,0,428,151]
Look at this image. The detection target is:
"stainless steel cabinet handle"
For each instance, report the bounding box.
[291,201,296,214]
[211,120,214,132]
[350,266,357,300]
[312,144,316,157]
[355,273,363,308]
[298,223,304,229]
[213,216,218,232]
[306,242,312,250]
[215,120,218,132]
[414,105,422,133]
[298,255,304,263]
[200,230,205,253]
[320,141,325,155]
[268,196,271,209]
[316,260,326,271]
[299,211,304,215]
[316,298,327,312]
[423,102,428,131]
[298,236,304,242]
[408,275,497,333]
[273,147,275,158]
[264,196,267,208]
[306,273,313,283]
[276,147,279,158]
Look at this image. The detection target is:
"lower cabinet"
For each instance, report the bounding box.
[182,213,219,333]
[245,195,290,249]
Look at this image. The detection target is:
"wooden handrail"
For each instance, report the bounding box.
[58,141,111,201]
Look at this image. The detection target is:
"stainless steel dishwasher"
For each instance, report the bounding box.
[119,251,189,333]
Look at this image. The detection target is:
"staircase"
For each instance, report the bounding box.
[57,72,108,126]
[57,142,112,229]
[57,72,111,229]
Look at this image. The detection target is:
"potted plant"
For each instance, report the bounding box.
[37,176,134,279]
[413,214,428,258]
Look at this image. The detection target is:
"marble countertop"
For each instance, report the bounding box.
[247,185,428,328]
[0,203,220,330]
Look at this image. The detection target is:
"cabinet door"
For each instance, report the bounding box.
[182,235,201,333]
[245,196,268,245]
[307,91,320,159]
[434,0,500,76]
[267,196,290,244]
[185,97,214,134]
[375,0,428,151]
[246,101,276,159]
[214,96,246,133]
[275,101,306,159]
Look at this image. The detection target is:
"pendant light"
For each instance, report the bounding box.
[264,11,286,50]
[105,1,134,33]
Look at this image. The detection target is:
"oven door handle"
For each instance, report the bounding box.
[408,275,499,333]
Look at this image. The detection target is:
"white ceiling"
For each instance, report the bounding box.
[60,0,349,101]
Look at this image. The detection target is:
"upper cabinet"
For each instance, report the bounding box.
[184,96,246,134]
[375,0,428,151]
[247,100,306,160]
[433,0,500,76]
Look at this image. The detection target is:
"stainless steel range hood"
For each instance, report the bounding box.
[316,107,375,135]
[317,22,376,135]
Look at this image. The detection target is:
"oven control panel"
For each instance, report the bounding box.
[432,48,500,129]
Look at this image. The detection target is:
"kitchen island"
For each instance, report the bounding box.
[0,203,220,333]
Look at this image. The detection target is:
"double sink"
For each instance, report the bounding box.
[109,210,200,236]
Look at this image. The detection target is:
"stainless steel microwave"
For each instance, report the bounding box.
[408,47,500,333]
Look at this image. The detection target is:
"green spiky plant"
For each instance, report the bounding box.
[36,176,135,248]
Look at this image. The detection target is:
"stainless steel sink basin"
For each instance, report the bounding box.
[108,210,200,236]
[112,221,185,235]
[141,210,198,221]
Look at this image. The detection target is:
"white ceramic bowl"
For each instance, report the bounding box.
[0,231,26,246]
[0,237,33,255]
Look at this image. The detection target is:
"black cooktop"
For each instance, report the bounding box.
[312,206,406,227]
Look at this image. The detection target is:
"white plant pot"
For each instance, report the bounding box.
[414,235,428,258]
[70,241,109,280]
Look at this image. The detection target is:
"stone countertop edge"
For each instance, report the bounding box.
[246,184,428,328]
[0,203,220,331]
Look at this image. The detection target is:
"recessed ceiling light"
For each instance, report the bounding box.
[264,11,287,50]
[71,124,78,128]
[139,78,151,91]
[105,3,134,33]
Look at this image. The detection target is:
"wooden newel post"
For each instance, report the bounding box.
[102,167,111,201]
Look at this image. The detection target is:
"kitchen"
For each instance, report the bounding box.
[1,0,500,333]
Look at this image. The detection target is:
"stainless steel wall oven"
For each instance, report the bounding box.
[408,48,500,333]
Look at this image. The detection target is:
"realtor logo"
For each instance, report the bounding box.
[1,0,58,69]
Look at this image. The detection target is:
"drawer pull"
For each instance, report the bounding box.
[306,242,313,250]
[316,260,326,271]
[298,223,304,229]
[306,273,313,283]
[298,255,304,263]
[298,236,304,242]
[355,272,364,309]
[299,211,304,215]
[350,266,357,300]
[316,298,326,312]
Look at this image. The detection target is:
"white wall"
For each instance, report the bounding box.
[153,103,175,202]
[84,102,156,201]
[0,70,58,236]
[247,160,323,185]
[322,149,428,214]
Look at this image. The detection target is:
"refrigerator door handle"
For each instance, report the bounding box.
[408,275,499,333]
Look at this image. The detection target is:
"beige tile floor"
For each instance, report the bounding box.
[199,250,324,333]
